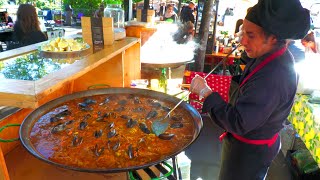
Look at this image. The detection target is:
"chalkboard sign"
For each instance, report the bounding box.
[91,17,104,53]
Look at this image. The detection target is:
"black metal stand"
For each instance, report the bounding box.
[127,157,180,180]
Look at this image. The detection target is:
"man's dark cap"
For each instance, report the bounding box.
[245,0,310,40]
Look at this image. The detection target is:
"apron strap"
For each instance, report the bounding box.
[239,47,287,88]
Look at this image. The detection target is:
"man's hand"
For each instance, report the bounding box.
[190,75,212,99]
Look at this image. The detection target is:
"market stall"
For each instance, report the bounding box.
[0,36,141,178]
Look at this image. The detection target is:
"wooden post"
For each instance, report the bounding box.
[0,146,10,180]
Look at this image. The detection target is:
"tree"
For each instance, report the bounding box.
[63,0,102,16]
[194,0,215,72]
[0,0,6,7]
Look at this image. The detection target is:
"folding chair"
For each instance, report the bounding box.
[183,70,232,113]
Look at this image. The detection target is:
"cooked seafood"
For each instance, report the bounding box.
[30,94,195,169]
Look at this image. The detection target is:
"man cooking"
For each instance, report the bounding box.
[190,0,310,179]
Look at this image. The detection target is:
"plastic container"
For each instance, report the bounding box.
[104,4,125,28]
[177,151,191,180]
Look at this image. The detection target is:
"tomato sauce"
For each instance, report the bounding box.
[30,94,195,170]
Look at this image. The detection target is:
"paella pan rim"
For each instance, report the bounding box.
[19,87,203,173]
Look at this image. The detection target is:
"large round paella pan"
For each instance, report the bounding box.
[20,88,202,173]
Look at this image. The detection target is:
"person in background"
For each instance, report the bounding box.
[234,7,252,38]
[301,31,320,54]
[190,0,310,179]
[64,4,73,26]
[180,1,195,24]
[94,4,105,18]
[13,4,47,47]
[132,3,137,19]
[4,12,13,25]
[158,2,166,17]
[163,4,177,23]
[173,21,194,44]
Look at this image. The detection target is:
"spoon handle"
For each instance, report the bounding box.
[164,91,192,119]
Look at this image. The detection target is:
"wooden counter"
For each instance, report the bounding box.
[0,37,141,179]
[0,37,141,109]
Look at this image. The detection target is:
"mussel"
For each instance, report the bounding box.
[103,112,116,119]
[146,110,158,120]
[51,123,66,133]
[128,144,134,159]
[112,140,120,151]
[139,123,151,134]
[84,98,97,105]
[107,129,117,138]
[107,122,115,129]
[50,109,71,123]
[72,135,83,146]
[79,121,88,130]
[161,106,171,112]
[127,118,138,128]
[94,144,104,157]
[65,120,74,125]
[94,129,103,138]
[99,96,113,105]
[133,97,141,104]
[170,122,183,129]
[158,133,175,140]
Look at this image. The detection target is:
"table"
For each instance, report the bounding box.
[287,94,320,166]
[141,59,193,93]
[0,28,13,42]
[205,52,241,75]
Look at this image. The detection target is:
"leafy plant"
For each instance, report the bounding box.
[0,0,6,7]
[0,52,62,81]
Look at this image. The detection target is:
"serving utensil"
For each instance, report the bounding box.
[152,44,241,136]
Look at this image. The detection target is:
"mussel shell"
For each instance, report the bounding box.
[103,112,116,119]
[79,121,88,130]
[128,144,134,159]
[146,110,158,120]
[170,122,183,129]
[108,122,115,129]
[72,135,83,146]
[107,129,116,138]
[94,129,103,138]
[94,144,104,157]
[139,123,151,134]
[127,119,138,128]
[65,120,74,125]
[96,116,105,122]
[84,98,97,105]
[113,141,120,151]
[50,109,71,123]
[161,106,171,112]
[158,133,175,140]
[51,123,66,133]
[133,97,141,104]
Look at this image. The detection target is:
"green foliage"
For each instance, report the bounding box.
[0,0,6,7]
[63,0,103,16]
[0,52,62,81]
[103,0,122,5]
